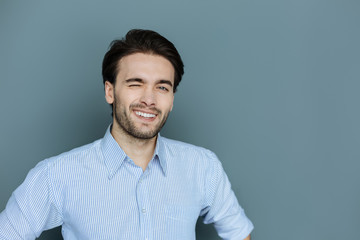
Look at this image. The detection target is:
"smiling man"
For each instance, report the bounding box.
[0,29,253,240]
[106,53,176,171]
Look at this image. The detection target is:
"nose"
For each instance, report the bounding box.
[140,87,156,107]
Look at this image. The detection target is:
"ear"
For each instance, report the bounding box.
[104,81,114,104]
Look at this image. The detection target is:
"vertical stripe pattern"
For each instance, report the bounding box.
[0,126,253,240]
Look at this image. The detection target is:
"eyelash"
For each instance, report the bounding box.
[158,86,169,91]
[128,84,169,92]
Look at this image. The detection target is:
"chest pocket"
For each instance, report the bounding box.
[151,202,199,239]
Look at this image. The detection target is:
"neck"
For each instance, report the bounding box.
[110,122,157,171]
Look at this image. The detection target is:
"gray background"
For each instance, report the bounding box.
[1,0,359,239]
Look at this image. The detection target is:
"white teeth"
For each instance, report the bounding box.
[135,111,156,118]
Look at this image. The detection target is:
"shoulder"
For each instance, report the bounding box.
[19,139,104,194]
[159,136,225,203]
[38,139,103,171]
[161,136,215,155]
[159,136,220,167]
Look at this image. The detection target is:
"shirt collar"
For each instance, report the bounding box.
[100,125,168,178]
[154,134,167,176]
[100,125,127,179]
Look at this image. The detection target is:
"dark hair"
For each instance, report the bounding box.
[102,29,184,92]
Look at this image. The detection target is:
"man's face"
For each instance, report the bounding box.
[105,53,175,140]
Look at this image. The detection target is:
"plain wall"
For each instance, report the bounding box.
[1,0,359,239]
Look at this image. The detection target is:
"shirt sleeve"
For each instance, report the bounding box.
[0,160,63,239]
[200,151,254,240]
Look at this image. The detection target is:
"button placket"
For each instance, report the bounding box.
[136,171,153,240]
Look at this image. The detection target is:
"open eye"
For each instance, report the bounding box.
[158,86,169,91]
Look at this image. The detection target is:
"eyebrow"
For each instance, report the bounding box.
[158,80,173,87]
[125,78,143,83]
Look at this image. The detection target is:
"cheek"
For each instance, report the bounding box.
[116,91,139,106]
[160,96,174,112]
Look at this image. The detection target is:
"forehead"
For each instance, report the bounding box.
[116,53,175,82]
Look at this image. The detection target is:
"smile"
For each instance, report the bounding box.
[135,111,156,118]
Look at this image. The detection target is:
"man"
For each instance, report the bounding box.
[0,29,253,239]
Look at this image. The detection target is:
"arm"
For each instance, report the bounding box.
[0,160,62,239]
[200,151,254,240]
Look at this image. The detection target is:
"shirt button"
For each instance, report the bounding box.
[142,208,146,214]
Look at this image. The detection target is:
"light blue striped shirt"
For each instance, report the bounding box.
[0,126,253,240]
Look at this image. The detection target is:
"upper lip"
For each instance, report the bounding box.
[133,109,158,115]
